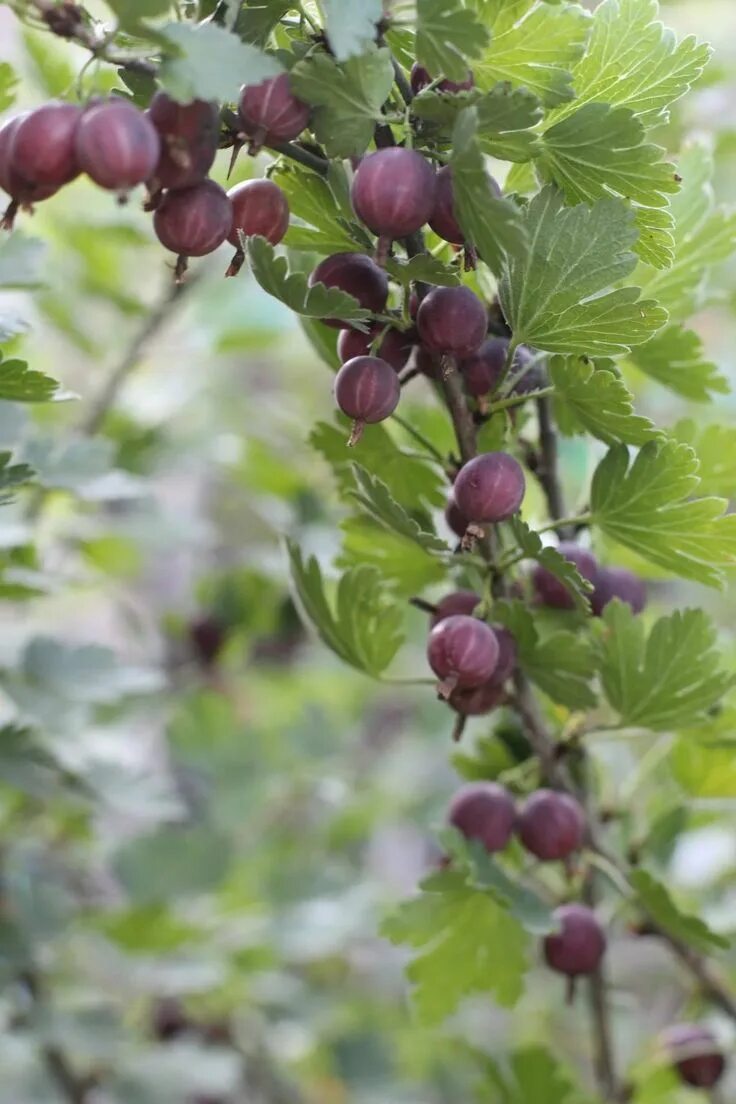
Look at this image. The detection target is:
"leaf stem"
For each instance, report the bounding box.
[390,413,447,466]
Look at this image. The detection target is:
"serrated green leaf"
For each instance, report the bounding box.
[499,188,667,356]
[246,237,371,327]
[350,464,448,554]
[590,442,736,588]
[596,601,732,731]
[473,1045,591,1104]
[475,0,590,108]
[381,867,528,1024]
[550,356,658,446]
[0,356,59,403]
[450,108,527,276]
[547,0,710,128]
[494,599,597,709]
[236,0,292,45]
[159,22,281,102]
[385,253,460,288]
[338,516,447,594]
[670,420,736,497]
[630,869,729,953]
[627,325,728,403]
[412,83,542,163]
[508,518,592,611]
[287,540,404,677]
[0,452,35,503]
[416,0,490,84]
[290,47,393,158]
[272,161,362,256]
[321,0,383,61]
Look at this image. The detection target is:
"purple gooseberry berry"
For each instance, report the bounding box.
[416,285,487,359]
[448,781,516,853]
[429,164,500,248]
[448,679,506,717]
[430,590,479,626]
[334,355,401,445]
[309,252,389,329]
[351,147,437,261]
[238,73,310,148]
[517,789,586,861]
[0,114,59,228]
[660,1024,725,1089]
[453,452,526,524]
[444,492,469,539]
[427,613,500,696]
[337,325,415,372]
[533,542,598,611]
[410,64,475,95]
[9,101,81,190]
[487,625,517,687]
[75,98,160,195]
[544,904,606,977]
[153,179,232,264]
[226,178,289,275]
[591,566,647,616]
[147,93,219,191]
[460,339,541,399]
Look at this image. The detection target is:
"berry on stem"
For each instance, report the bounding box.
[147,93,219,193]
[0,114,59,228]
[517,789,585,861]
[351,148,437,263]
[416,285,487,360]
[448,679,506,718]
[410,64,475,95]
[427,614,499,697]
[9,101,81,190]
[238,73,310,150]
[430,590,480,626]
[591,566,647,616]
[75,98,160,196]
[487,625,517,687]
[226,178,290,276]
[338,325,415,372]
[334,355,400,445]
[444,492,469,539]
[533,543,598,611]
[460,339,540,400]
[453,452,526,524]
[429,164,500,254]
[448,782,516,853]
[660,1024,725,1089]
[153,179,232,277]
[543,904,606,977]
[309,252,389,329]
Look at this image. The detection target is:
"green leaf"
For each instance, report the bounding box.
[385,253,460,288]
[596,602,732,731]
[476,0,590,107]
[287,540,405,677]
[159,22,281,103]
[0,452,34,503]
[236,0,292,45]
[0,356,59,403]
[115,825,233,904]
[272,162,362,256]
[321,0,383,61]
[630,870,729,954]
[416,0,490,84]
[106,0,171,24]
[0,62,18,112]
[473,1045,591,1104]
[381,867,528,1025]
[412,83,542,163]
[350,464,448,554]
[508,518,593,612]
[550,356,658,446]
[670,419,736,497]
[494,600,597,710]
[547,0,711,128]
[246,237,371,327]
[290,47,394,159]
[338,516,447,594]
[499,188,667,356]
[538,104,679,268]
[628,325,728,403]
[590,442,736,587]
[450,108,527,276]
[671,739,736,799]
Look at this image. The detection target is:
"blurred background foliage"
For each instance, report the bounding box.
[0,1,734,1102]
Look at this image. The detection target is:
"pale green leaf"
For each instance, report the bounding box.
[630,870,729,953]
[321,0,383,61]
[474,1045,591,1104]
[412,83,542,163]
[338,516,446,594]
[385,254,460,288]
[0,232,46,289]
[0,452,34,503]
[159,22,281,103]
[416,0,490,84]
[627,325,728,403]
[670,419,736,497]
[0,62,18,112]
[0,356,59,403]
[550,356,658,446]
[350,464,448,554]
[671,740,736,799]
[272,161,364,255]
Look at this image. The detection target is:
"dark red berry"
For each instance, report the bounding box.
[189,616,227,668]
[309,252,389,329]
[238,73,310,146]
[430,590,479,626]
[448,679,506,716]
[533,543,598,611]
[453,452,526,524]
[334,355,400,445]
[510,347,547,395]
[154,179,232,257]
[351,148,437,251]
[460,337,509,398]
[487,625,517,687]
[444,492,469,538]
[517,789,585,861]
[427,614,499,695]
[429,165,464,245]
[448,782,516,853]
[338,324,415,372]
[410,64,475,95]
[591,566,646,616]
[416,285,487,359]
[409,289,420,319]
[660,1024,725,1089]
[9,101,81,189]
[147,93,219,191]
[0,114,59,228]
[75,99,160,193]
[415,345,439,379]
[227,179,289,247]
[544,904,606,977]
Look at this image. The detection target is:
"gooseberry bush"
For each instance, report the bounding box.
[0,0,735,1101]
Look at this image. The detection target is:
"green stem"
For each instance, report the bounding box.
[536,512,592,535]
[485,386,554,416]
[390,413,447,466]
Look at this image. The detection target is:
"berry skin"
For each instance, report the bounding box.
[334,355,400,445]
[448,782,516,853]
[309,252,389,329]
[227,179,289,247]
[517,789,585,861]
[417,285,487,359]
[351,148,437,246]
[430,590,479,627]
[153,179,233,257]
[591,566,646,616]
[448,679,506,717]
[338,325,415,372]
[487,625,517,687]
[444,492,469,539]
[460,339,540,399]
[0,115,59,225]
[238,73,310,146]
[660,1024,725,1089]
[533,542,598,611]
[410,64,475,95]
[147,93,219,191]
[9,101,81,189]
[75,99,160,193]
[427,614,500,694]
[453,452,526,524]
[544,904,606,977]
[429,165,499,247]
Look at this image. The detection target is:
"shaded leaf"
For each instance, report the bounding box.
[350,464,448,553]
[628,325,728,402]
[322,0,383,61]
[631,869,729,953]
[416,0,490,83]
[550,356,658,446]
[159,22,281,102]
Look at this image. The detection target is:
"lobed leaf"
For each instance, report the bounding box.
[416,0,490,84]
[550,356,658,446]
[631,869,729,954]
[321,0,384,61]
[628,325,728,402]
[159,22,281,102]
[349,464,449,554]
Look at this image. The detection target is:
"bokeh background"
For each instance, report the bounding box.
[0,1,734,1101]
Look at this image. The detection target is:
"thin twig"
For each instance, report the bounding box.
[535,394,570,537]
[267,141,330,176]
